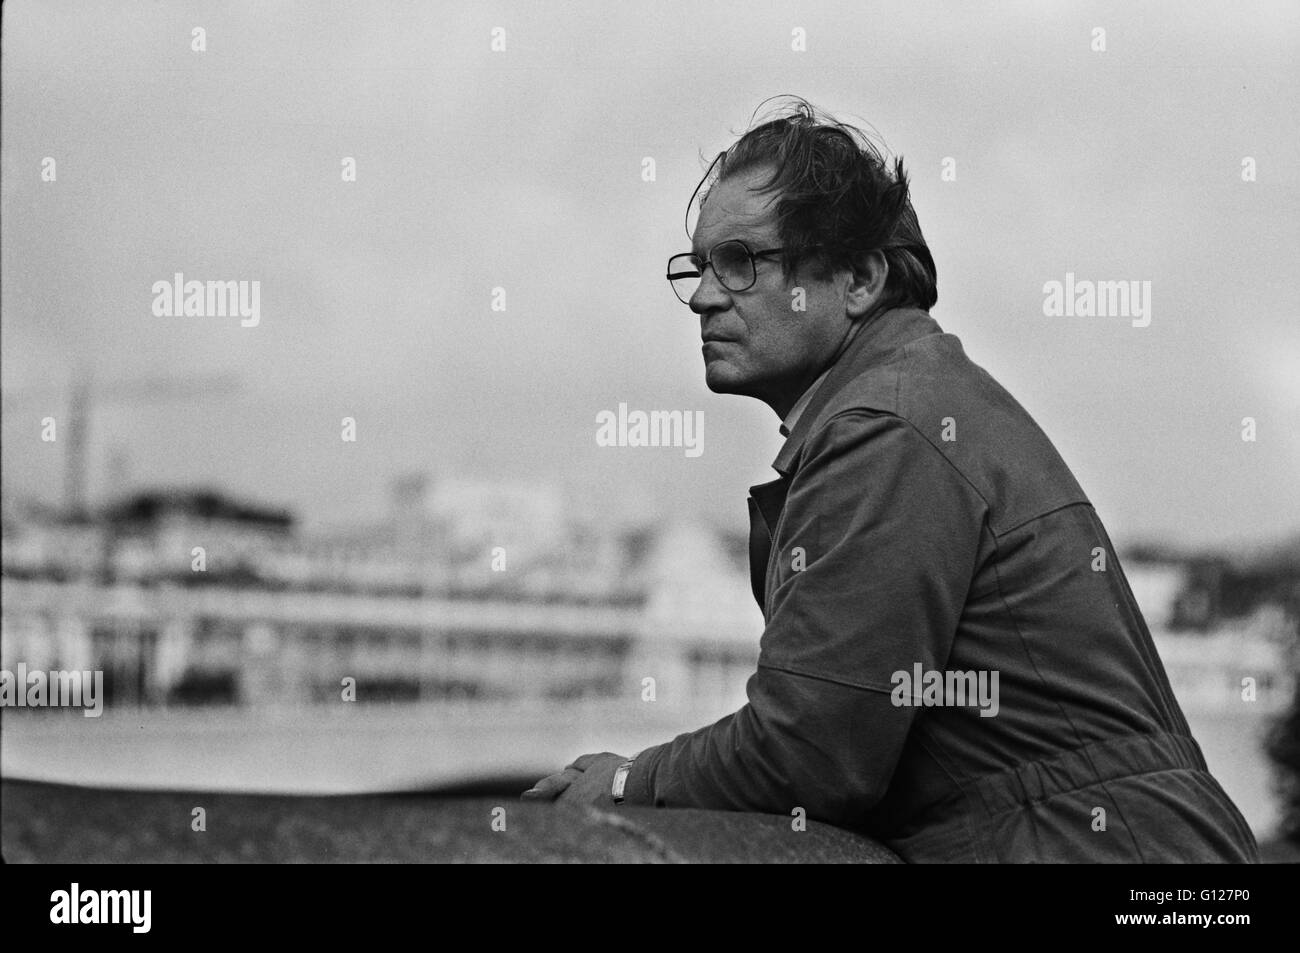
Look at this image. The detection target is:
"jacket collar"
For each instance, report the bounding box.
[771,306,944,477]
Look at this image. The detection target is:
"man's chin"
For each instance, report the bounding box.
[704,353,771,397]
[703,362,746,395]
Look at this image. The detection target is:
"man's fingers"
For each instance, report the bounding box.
[521,768,580,801]
[566,751,616,772]
[521,775,567,800]
[525,753,621,800]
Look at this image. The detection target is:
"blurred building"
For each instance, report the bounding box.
[4,493,1295,717]
[1126,553,1296,713]
[1,481,757,711]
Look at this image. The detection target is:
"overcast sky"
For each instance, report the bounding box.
[3,0,1297,550]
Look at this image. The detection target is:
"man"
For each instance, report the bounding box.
[524,99,1259,863]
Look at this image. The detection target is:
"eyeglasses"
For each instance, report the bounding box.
[666,240,805,305]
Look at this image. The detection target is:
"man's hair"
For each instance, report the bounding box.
[690,96,937,311]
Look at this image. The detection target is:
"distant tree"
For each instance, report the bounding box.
[1265,589,1300,847]
[1266,677,1300,844]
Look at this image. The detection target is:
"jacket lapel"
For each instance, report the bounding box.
[747,477,791,610]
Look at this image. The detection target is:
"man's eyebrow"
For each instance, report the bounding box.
[690,234,763,257]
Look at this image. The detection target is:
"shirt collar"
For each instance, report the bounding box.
[779,365,832,438]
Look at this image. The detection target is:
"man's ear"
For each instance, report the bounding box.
[846,250,888,318]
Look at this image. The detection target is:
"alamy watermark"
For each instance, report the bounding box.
[891,663,999,717]
[152,272,260,327]
[595,403,703,457]
[0,664,104,717]
[1042,272,1151,328]
[50,883,150,933]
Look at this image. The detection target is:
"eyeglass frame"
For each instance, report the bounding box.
[665,240,824,303]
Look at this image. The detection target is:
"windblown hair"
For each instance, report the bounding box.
[690,96,937,311]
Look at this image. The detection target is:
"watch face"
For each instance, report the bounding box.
[612,762,633,800]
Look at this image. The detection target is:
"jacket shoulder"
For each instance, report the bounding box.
[811,332,1090,536]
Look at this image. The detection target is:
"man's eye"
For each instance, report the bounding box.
[716,251,749,274]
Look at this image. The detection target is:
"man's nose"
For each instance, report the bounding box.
[689,265,731,315]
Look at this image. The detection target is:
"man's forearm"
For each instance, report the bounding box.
[621,704,787,811]
[620,665,909,822]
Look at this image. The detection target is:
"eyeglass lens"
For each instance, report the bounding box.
[668,241,756,301]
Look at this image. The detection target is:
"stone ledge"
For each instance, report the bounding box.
[1,779,901,863]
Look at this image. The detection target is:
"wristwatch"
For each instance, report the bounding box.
[611,757,637,804]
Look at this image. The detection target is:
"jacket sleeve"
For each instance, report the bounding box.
[622,410,987,824]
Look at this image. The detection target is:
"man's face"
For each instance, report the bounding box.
[688,165,855,414]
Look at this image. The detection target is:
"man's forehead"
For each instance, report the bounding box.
[690,225,773,256]
[690,172,779,254]
[690,209,777,254]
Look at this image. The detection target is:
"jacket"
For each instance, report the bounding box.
[622,305,1260,863]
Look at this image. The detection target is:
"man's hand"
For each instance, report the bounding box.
[521,752,627,808]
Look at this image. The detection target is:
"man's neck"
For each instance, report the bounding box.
[776,316,874,434]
